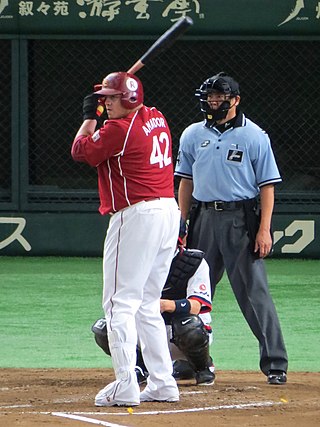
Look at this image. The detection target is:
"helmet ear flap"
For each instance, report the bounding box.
[121,87,142,109]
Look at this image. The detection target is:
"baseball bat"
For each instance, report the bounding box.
[127,16,193,75]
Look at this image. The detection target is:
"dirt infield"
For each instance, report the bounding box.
[1,369,319,427]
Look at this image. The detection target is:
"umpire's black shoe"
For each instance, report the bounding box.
[173,360,195,380]
[135,366,148,385]
[267,370,287,385]
[196,368,215,386]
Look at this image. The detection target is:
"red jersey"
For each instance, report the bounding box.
[71,106,175,214]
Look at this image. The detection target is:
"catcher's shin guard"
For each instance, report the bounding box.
[92,318,111,355]
[171,314,211,373]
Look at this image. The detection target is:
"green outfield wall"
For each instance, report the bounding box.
[0,213,319,258]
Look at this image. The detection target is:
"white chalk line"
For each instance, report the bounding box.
[1,400,282,427]
[0,391,204,411]
[51,402,281,426]
[0,400,281,416]
[0,391,208,411]
[70,400,281,416]
[53,412,130,427]
[0,404,33,409]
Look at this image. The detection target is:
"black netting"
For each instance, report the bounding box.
[2,38,320,209]
[0,40,12,202]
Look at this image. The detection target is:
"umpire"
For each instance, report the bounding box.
[175,72,288,385]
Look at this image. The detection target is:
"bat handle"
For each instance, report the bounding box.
[127,60,144,75]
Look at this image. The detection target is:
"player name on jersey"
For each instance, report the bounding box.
[142,117,166,136]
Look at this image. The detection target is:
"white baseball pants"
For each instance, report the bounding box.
[102,198,180,402]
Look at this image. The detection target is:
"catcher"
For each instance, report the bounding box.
[92,240,215,386]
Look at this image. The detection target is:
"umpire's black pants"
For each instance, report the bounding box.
[188,205,288,375]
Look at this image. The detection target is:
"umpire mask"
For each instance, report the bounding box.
[195,72,240,127]
[205,100,231,126]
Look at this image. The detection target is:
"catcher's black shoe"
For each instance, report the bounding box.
[196,368,215,386]
[173,360,195,380]
[267,370,287,385]
[135,366,148,385]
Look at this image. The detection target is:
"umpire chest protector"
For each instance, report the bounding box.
[161,248,205,300]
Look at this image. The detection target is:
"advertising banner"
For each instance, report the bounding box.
[0,0,319,36]
[0,213,318,257]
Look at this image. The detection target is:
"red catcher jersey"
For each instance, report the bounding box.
[71,106,175,214]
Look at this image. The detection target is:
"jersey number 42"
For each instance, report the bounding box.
[150,132,171,168]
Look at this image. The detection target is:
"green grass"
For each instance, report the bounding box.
[213,259,320,372]
[0,257,319,372]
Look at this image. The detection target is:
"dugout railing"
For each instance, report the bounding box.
[0,37,320,214]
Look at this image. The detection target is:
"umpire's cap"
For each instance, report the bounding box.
[197,72,240,98]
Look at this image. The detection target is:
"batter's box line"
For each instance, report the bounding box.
[52,412,129,427]
[51,401,282,425]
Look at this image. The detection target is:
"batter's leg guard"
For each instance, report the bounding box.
[108,330,137,381]
[92,318,148,384]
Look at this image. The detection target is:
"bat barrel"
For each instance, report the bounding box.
[140,16,193,64]
[127,16,193,75]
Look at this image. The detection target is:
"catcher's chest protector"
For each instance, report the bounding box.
[161,249,205,300]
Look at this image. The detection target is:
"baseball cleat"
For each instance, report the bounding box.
[135,366,148,385]
[267,370,287,385]
[95,383,140,407]
[172,360,195,380]
[140,387,179,402]
[196,368,215,386]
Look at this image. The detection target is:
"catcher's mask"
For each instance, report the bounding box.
[195,72,240,127]
[94,71,144,109]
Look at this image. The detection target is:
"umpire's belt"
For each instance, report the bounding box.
[199,200,246,211]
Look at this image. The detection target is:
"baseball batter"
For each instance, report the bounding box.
[71,71,180,406]
[93,243,215,387]
[175,72,288,385]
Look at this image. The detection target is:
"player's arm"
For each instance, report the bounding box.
[255,184,274,258]
[74,120,97,139]
[71,121,97,163]
[71,92,102,162]
[178,177,193,221]
[160,298,201,315]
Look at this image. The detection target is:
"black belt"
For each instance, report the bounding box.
[144,197,160,202]
[199,200,246,211]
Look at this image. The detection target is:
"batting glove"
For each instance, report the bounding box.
[82,93,104,121]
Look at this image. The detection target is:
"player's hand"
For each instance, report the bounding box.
[254,228,272,258]
[82,93,105,121]
[179,217,188,239]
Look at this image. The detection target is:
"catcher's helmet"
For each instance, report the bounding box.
[195,72,240,125]
[94,71,144,109]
